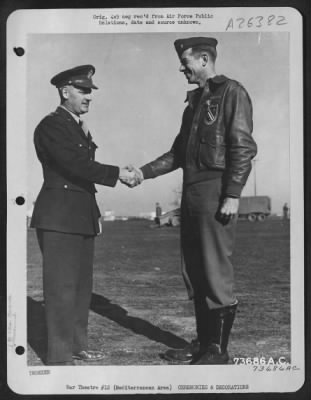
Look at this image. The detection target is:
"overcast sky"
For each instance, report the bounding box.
[27,32,289,216]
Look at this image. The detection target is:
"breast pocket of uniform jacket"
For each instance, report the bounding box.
[77,142,89,151]
[77,142,91,160]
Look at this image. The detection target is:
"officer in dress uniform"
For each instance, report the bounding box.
[128,37,257,364]
[31,65,134,365]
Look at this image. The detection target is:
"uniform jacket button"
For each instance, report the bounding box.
[64,184,68,189]
[79,144,83,147]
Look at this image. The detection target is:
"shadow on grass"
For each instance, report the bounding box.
[27,294,188,364]
[27,297,47,364]
[90,293,188,349]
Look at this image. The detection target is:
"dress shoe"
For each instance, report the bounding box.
[72,350,105,362]
[162,339,200,363]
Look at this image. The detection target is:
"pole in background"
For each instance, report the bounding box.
[253,159,259,196]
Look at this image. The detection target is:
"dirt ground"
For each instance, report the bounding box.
[27,218,290,366]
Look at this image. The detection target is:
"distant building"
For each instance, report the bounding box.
[102,210,116,221]
[115,216,129,221]
[139,211,156,220]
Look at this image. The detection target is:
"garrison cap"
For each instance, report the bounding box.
[174,37,218,58]
[50,65,98,89]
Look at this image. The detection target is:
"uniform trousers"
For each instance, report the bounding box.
[180,178,237,342]
[36,229,94,364]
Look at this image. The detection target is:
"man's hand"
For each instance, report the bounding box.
[125,165,144,188]
[119,168,136,187]
[218,197,240,224]
[119,165,144,188]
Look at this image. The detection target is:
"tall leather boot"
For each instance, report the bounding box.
[162,297,210,363]
[194,302,238,365]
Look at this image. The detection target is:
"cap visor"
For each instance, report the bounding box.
[73,82,98,90]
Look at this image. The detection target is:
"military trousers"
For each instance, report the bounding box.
[181,178,237,312]
[36,229,94,364]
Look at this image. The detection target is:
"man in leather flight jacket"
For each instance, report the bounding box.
[130,37,257,364]
[31,65,135,365]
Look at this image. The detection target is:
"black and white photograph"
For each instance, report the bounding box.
[6,7,304,395]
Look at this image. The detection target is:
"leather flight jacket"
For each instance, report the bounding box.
[141,75,257,197]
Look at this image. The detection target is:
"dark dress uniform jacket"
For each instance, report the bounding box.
[31,106,119,235]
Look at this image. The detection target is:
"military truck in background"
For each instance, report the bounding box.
[156,196,271,227]
[238,196,271,222]
[157,208,181,227]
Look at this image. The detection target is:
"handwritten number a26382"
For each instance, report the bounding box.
[225,15,287,31]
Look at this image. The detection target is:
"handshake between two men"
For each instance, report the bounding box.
[119,165,144,188]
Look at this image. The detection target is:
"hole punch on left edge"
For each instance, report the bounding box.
[15,196,25,205]
[13,47,25,56]
[15,346,25,355]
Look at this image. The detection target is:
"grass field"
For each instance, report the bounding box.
[27,218,290,366]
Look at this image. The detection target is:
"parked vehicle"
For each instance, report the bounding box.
[156,196,271,226]
[157,208,181,227]
[238,196,271,222]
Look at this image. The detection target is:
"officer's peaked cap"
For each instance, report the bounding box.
[51,65,98,89]
[174,37,218,58]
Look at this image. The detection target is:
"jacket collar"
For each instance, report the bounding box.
[185,75,229,107]
[55,106,93,141]
[208,74,229,85]
[59,105,80,123]
[55,106,78,123]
